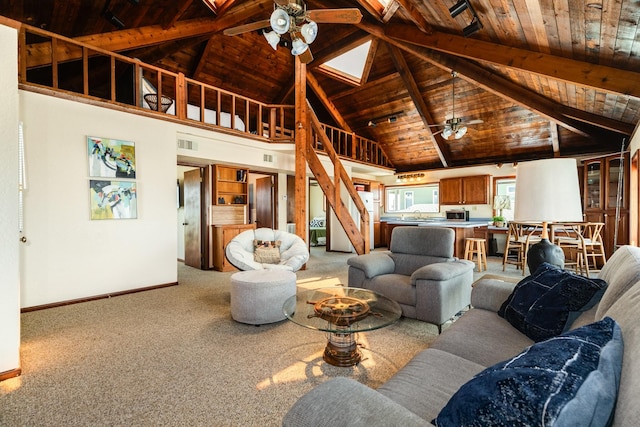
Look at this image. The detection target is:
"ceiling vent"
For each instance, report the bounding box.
[263,154,274,163]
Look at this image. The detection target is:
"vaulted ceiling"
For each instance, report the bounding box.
[2,0,639,172]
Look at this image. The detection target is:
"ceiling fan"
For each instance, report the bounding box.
[223,0,362,64]
[430,71,483,139]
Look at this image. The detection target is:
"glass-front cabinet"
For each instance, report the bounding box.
[583,153,629,258]
[585,161,601,209]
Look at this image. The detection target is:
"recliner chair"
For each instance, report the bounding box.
[347,226,475,332]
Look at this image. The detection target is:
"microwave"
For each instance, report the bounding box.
[446,209,469,221]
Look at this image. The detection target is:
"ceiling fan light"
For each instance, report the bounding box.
[291,38,309,56]
[263,30,280,50]
[442,127,453,139]
[454,126,468,139]
[270,9,290,35]
[300,21,318,44]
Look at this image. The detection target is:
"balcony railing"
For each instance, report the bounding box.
[16,22,393,169]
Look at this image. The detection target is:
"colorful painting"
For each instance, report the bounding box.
[88,136,136,178]
[90,180,137,220]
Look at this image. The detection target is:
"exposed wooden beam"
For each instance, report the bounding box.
[307,71,352,132]
[125,35,210,66]
[381,1,401,23]
[357,20,624,138]
[160,0,194,30]
[387,44,449,167]
[26,1,269,68]
[385,23,640,98]
[192,37,218,80]
[394,0,434,34]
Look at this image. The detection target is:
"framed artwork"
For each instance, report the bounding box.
[88,136,136,179]
[90,180,137,220]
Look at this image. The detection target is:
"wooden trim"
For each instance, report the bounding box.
[20,282,178,313]
[0,368,22,383]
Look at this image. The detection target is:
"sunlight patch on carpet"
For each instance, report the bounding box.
[296,277,344,290]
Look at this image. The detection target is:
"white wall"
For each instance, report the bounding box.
[0,23,20,376]
[20,91,179,307]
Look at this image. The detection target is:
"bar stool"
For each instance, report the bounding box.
[464,237,488,272]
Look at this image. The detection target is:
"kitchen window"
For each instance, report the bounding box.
[385,184,439,213]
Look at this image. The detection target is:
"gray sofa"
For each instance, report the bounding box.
[283,245,640,426]
[347,226,475,331]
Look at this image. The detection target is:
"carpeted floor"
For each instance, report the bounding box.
[1,248,523,426]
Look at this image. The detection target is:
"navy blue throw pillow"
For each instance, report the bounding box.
[498,262,607,342]
[433,317,623,427]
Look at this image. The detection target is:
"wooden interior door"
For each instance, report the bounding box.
[256,176,274,229]
[184,168,203,268]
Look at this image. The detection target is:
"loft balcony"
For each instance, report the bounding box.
[17,23,393,171]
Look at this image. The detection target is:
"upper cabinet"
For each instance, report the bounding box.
[440,175,490,205]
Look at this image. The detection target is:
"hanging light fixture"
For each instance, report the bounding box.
[441,72,468,140]
[263,30,280,50]
[264,2,317,59]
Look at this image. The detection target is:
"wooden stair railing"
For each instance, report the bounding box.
[306,103,370,255]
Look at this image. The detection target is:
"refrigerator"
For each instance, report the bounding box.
[329,191,375,252]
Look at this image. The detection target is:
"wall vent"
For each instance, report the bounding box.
[177,139,197,150]
[263,154,274,163]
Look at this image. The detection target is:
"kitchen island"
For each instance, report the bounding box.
[384,220,490,258]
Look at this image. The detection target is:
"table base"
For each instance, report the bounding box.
[323,332,361,367]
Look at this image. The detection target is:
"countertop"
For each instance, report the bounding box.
[385,220,491,228]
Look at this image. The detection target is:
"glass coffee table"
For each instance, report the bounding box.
[282,287,402,367]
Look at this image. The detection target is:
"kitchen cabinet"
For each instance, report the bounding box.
[583,153,629,258]
[440,175,489,205]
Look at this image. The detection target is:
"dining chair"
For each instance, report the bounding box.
[576,222,607,277]
[503,222,543,275]
[553,222,584,273]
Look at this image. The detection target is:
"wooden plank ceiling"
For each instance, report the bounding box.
[3,0,639,172]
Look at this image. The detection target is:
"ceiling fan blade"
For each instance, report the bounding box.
[432,129,444,136]
[224,19,271,36]
[307,8,363,24]
[466,119,484,125]
[299,48,314,64]
[274,0,290,5]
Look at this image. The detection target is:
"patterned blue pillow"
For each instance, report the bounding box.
[498,262,607,342]
[433,317,623,427]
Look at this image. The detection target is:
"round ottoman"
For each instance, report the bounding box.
[230,269,297,325]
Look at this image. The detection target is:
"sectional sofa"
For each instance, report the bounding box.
[283,245,640,426]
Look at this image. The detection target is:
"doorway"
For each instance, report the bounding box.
[178,164,278,266]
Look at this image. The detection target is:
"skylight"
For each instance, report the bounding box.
[321,40,372,82]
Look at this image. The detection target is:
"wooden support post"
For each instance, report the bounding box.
[294,56,308,242]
